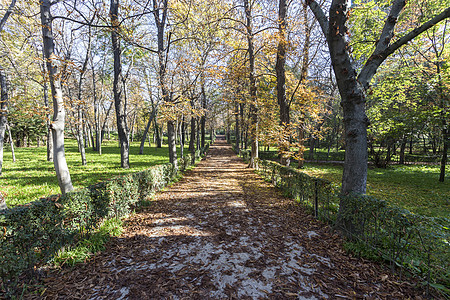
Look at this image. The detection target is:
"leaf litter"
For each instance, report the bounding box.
[32,140,430,299]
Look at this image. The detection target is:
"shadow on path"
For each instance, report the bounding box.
[37,140,425,299]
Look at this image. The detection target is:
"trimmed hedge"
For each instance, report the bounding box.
[0,147,209,294]
[257,158,449,291]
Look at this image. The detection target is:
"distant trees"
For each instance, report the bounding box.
[0,0,448,197]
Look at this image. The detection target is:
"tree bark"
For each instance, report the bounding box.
[399,138,407,165]
[179,119,184,157]
[92,63,100,152]
[276,0,290,166]
[244,0,258,168]
[153,0,176,170]
[440,126,448,182]
[297,125,304,168]
[201,81,206,149]
[110,0,130,168]
[139,108,157,154]
[42,54,53,162]
[0,66,7,175]
[6,123,14,162]
[75,32,91,166]
[40,0,73,193]
[234,99,240,152]
[154,117,162,148]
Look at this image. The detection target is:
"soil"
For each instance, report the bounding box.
[33,140,429,299]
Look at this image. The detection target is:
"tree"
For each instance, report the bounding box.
[276,0,290,166]
[244,0,259,168]
[153,0,177,170]
[0,0,17,176]
[307,0,450,194]
[40,0,73,194]
[110,0,130,169]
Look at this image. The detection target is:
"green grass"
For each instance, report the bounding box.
[300,162,450,218]
[53,218,124,267]
[1,138,188,207]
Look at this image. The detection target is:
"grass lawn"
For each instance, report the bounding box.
[300,162,450,218]
[1,138,189,207]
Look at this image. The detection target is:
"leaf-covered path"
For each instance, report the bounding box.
[39,139,425,299]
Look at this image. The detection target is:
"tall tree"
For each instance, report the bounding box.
[153,0,177,170]
[40,0,74,193]
[276,0,290,166]
[307,0,450,194]
[244,0,259,168]
[0,0,17,176]
[0,65,8,176]
[75,28,92,166]
[110,0,130,168]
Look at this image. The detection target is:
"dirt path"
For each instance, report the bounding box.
[38,140,425,299]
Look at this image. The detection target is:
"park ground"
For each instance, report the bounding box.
[29,140,430,299]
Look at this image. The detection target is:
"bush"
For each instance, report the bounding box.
[0,145,210,296]
[256,158,449,291]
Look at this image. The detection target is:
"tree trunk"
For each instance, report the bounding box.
[181,116,186,147]
[408,137,413,154]
[76,109,86,165]
[0,66,7,175]
[153,0,176,169]
[308,135,315,160]
[168,120,177,169]
[244,0,258,168]
[189,115,195,153]
[276,0,290,166]
[438,64,448,182]
[75,31,90,166]
[235,100,240,152]
[440,126,448,182]
[306,0,450,194]
[139,108,157,154]
[6,123,14,162]
[240,102,245,150]
[154,117,162,148]
[298,126,304,168]
[179,119,184,157]
[325,0,369,194]
[40,0,74,194]
[399,138,407,165]
[110,0,129,169]
[42,55,53,162]
[201,81,206,149]
[196,117,200,151]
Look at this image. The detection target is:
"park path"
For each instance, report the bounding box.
[38,139,425,299]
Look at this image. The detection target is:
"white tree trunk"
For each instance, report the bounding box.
[40,0,73,194]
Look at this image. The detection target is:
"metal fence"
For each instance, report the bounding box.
[256,158,449,296]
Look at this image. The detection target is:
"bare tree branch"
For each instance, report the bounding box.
[0,0,17,33]
[359,5,450,88]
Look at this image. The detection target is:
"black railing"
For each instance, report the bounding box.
[254,157,449,295]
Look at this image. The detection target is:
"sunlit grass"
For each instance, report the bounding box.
[300,162,450,218]
[53,218,124,267]
[1,138,188,207]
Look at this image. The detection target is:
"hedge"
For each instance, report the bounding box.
[0,145,209,294]
[256,158,449,292]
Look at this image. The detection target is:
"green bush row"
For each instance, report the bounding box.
[256,158,449,290]
[0,145,209,294]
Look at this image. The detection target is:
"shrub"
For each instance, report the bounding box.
[0,145,210,296]
[256,158,449,291]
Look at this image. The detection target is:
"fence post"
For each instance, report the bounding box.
[314,179,318,218]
